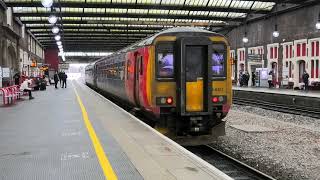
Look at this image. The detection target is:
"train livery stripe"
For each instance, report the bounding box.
[73,84,118,180]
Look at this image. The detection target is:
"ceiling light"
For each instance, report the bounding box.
[316,22,320,30]
[52,26,59,34]
[273,24,279,38]
[242,32,248,43]
[58,45,63,48]
[48,15,57,24]
[55,35,61,41]
[41,0,53,8]
[56,41,62,46]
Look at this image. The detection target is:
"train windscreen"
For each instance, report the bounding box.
[212,44,226,77]
[156,43,174,78]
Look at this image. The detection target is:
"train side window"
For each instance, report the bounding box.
[139,56,143,75]
[156,43,174,79]
[212,44,227,77]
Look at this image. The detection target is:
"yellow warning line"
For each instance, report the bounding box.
[73,84,117,180]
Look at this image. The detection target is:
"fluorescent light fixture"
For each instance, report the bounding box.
[48,14,57,24]
[56,41,62,46]
[52,26,59,34]
[58,45,63,49]
[41,0,53,8]
[54,35,61,41]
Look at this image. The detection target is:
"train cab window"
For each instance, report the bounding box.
[156,43,174,78]
[212,44,226,77]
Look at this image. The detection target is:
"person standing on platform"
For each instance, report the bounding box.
[239,71,244,87]
[62,72,68,88]
[20,79,34,99]
[302,71,309,90]
[251,71,256,87]
[268,71,273,88]
[53,71,60,89]
[58,71,63,88]
[245,71,250,87]
[13,72,20,85]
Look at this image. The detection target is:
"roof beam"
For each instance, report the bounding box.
[22,20,228,27]
[30,30,156,34]
[6,2,270,14]
[26,25,165,31]
[34,34,148,38]
[14,12,244,22]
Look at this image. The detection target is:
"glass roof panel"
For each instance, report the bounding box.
[228,12,246,18]
[208,0,231,8]
[161,0,185,5]
[230,0,254,9]
[252,2,275,10]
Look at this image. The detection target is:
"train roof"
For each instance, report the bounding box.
[121,27,221,52]
[92,27,224,65]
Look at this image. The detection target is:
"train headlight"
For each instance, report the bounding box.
[160,97,166,104]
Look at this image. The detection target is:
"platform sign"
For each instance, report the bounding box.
[248,54,263,62]
[59,63,69,70]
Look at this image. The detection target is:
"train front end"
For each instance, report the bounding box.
[150,31,232,136]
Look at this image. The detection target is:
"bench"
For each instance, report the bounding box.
[0,88,14,105]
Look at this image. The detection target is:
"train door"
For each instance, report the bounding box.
[134,53,142,106]
[176,37,212,115]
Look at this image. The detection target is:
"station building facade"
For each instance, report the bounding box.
[228,3,320,88]
[0,4,44,86]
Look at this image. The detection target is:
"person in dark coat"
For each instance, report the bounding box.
[58,71,63,88]
[251,71,256,87]
[244,71,250,87]
[61,72,68,88]
[302,71,309,90]
[53,71,60,89]
[239,71,244,87]
[13,72,20,85]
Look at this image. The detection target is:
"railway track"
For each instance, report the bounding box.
[233,97,320,119]
[186,145,275,180]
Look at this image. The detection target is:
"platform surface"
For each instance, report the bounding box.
[0,81,231,180]
[233,86,320,98]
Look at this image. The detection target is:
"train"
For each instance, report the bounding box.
[85,27,232,137]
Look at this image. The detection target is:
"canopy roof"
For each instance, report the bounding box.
[4,0,308,52]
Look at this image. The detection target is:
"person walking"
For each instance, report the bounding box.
[53,71,60,89]
[302,71,309,90]
[251,71,256,87]
[20,79,34,99]
[62,72,68,88]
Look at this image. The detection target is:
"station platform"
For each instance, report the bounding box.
[233,86,320,98]
[0,81,231,180]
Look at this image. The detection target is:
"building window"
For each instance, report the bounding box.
[302,43,306,56]
[274,47,278,59]
[317,42,320,57]
[270,47,273,59]
[316,60,319,78]
[285,45,288,59]
[290,45,293,58]
[312,42,315,57]
[297,44,301,57]
[311,60,314,78]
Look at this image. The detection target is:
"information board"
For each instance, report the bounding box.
[2,68,10,78]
